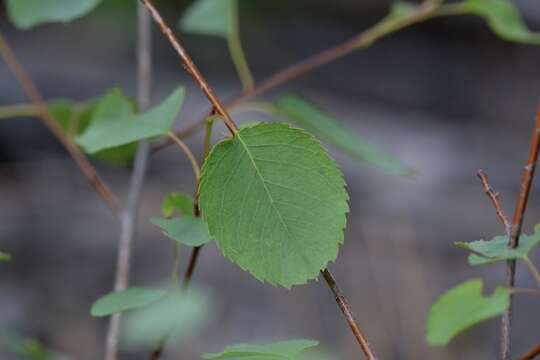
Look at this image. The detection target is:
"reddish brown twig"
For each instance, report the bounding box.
[147,1,443,152]
[501,104,540,360]
[0,33,120,214]
[148,344,164,360]
[183,246,202,289]
[477,170,511,232]
[139,0,238,136]
[321,269,378,360]
[520,343,540,360]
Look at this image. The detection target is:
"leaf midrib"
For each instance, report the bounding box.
[236,134,294,242]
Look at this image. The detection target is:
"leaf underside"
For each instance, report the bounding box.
[91,287,167,317]
[199,123,349,288]
[151,217,211,247]
[202,339,320,360]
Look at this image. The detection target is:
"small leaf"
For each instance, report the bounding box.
[465,0,540,44]
[77,87,185,153]
[48,92,138,166]
[274,95,411,176]
[84,90,139,165]
[91,287,167,317]
[5,0,101,29]
[179,0,232,38]
[199,123,348,288]
[48,100,86,133]
[122,288,211,349]
[426,279,510,346]
[0,251,11,262]
[202,339,320,360]
[161,192,194,218]
[150,217,211,247]
[456,224,540,265]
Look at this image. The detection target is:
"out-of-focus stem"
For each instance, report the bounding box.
[104,3,153,360]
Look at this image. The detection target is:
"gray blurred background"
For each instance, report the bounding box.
[2,0,540,359]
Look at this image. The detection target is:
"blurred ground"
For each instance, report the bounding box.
[1,1,540,359]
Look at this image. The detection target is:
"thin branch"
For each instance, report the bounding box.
[523,256,540,289]
[167,131,201,181]
[148,348,163,360]
[150,1,453,151]
[133,4,244,350]
[181,115,215,291]
[140,0,239,135]
[501,104,540,360]
[183,246,203,290]
[203,117,215,159]
[321,269,378,360]
[520,343,540,360]
[509,287,540,295]
[145,244,201,360]
[0,103,39,119]
[227,0,254,90]
[477,170,511,233]
[0,33,120,214]
[171,242,182,285]
[104,3,153,360]
[146,113,214,360]
[227,1,441,106]
[477,170,540,295]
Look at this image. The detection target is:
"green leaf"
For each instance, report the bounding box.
[48,100,86,132]
[387,2,418,20]
[465,0,540,45]
[93,142,138,166]
[239,120,264,129]
[179,0,232,38]
[199,123,348,288]
[297,351,335,360]
[161,192,194,218]
[122,288,211,349]
[5,0,101,29]
[456,224,540,265]
[150,217,211,247]
[91,287,167,317]
[0,251,11,262]
[48,92,138,166]
[180,0,254,89]
[274,95,411,176]
[202,339,320,360]
[0,331,67,360]
[77,87,185,153]
[82,89,139,164]
[426,279,510,346]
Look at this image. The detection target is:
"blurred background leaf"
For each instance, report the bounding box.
[121,287,213,350]
[426,279,510,346]
[5,0,102,29]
